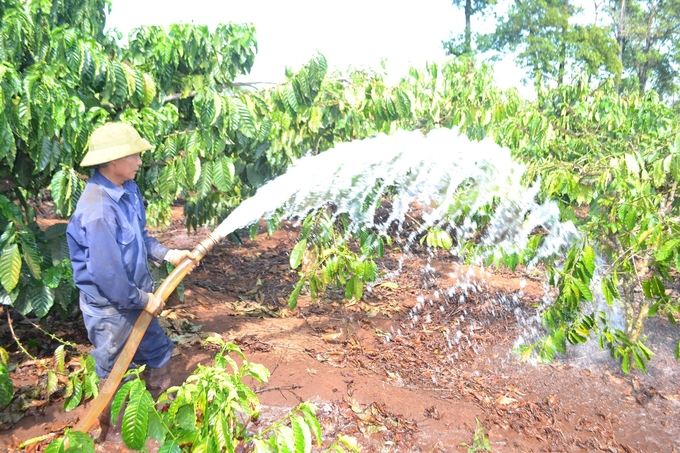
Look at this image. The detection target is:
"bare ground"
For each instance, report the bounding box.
[1,210,680,452]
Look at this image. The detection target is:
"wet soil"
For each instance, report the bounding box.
[2,209,680,452]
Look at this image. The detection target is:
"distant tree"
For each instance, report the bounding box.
[443,0,497,56]
[608,0,680,98]
[477,0,621,91]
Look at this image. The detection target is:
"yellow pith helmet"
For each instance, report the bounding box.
[81,122,153,167]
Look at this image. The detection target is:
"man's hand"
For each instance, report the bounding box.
[144,293,165,317]
[164,249,197,266]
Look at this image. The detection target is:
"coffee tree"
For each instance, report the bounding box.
[1,0,677,386]
[498,79,680,372]
[396,61,680,371]
[0,0,261,318]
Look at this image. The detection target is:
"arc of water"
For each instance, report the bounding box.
[73,127,578,440]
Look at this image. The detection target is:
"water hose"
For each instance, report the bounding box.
[72,233,222,436]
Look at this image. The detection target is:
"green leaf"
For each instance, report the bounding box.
[637,342,654,361]
[345,276,363,301]
[642,280,652,299]
[291,415,312,453]
[604,277,620,301]
[632,349,647,373]
[624,209,636,232]
[63,376,83,412]
[637,228,653,245]
[650,276,665,298]
[157,165,176,202]
[196,161,213,196]
[46,430,94,453]
[362,261,379,282]
[122,382,152,450]
[46,370,58,397]
[44,266,63,288]
[275,424,296,453]
[0,362,14,406]
[157,440,182,453]
[252,439,268,453]
[337,435,360,451]
[210,92,222,126]
[670,153,680,182]
[621,352,630,374]
[299,403,322,446]
[284,84,298,113]
[111,380,134,423]
[176,403,198,431]
[44,437,66,453]
[66,430,95,453]
[213,414,234,451]
[38,136,54,173]
[581,245,595,276]
[28,285,55,319]
[245,362,270,383]
[675,340,680,361]
[426,229,453,250]
[0,243,21,292]
[20,239,41,280]
[288,278,305,309]
[190,438,210,453]
[211,157,232,192]
[601,279,613,306]
[656,238,680,261]
[185,151,201,187]
[624,153,640,175]
[648,302,660,317]
[572,278,592,302]
[147,409,167,442]
[290,239,307,269]
[234,98,256,136]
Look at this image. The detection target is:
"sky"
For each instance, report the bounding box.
[105,0,531,96]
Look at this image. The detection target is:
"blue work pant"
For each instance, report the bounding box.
[82,310,174,379]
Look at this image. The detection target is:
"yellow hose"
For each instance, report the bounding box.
[72,233,221,435]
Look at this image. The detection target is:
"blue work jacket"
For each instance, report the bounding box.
[66,170,169,317]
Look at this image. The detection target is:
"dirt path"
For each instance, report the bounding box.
[2,214,680,452]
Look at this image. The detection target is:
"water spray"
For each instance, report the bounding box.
[68,127,578,441]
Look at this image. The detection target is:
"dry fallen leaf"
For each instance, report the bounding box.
[660,393,679,401]
[386,371,403,383]
[378,281,399,289]
[322,332,343,342]
[497,396,518,405]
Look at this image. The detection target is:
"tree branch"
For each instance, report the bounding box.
[161,81,279,103]
[5,307,37,361]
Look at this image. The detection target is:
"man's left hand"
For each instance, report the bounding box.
[164,249,197,266]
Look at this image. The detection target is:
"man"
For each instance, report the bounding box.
[66,122,195,442]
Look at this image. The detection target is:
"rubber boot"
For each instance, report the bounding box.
[141,361,172,400]
[96,379,124,443]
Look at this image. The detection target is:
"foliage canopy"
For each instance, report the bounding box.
[2,3,680,442]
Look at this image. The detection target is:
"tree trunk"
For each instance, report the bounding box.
[557,0,569,86]
[621,256,652,342]
[637,8,655,94]
[627,301,650,343]
[465,0,472,53]
[617,0,626,67]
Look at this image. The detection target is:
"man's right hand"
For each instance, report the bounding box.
[144,293,165,317]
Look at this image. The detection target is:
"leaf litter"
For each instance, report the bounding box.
[2,218,680,452]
